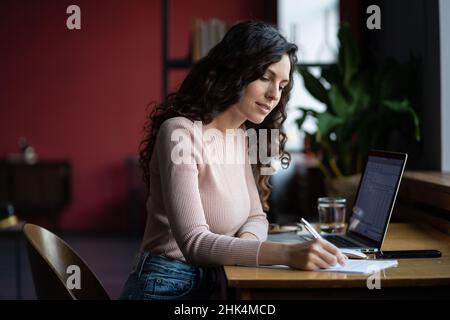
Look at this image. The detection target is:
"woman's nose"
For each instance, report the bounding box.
[266,86,280,101]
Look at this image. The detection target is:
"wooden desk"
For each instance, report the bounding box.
[225,223,450,299]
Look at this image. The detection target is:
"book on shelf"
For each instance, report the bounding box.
[192,18,229,62]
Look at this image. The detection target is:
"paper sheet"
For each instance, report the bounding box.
[262,259,398,274]
[317,259,398,274]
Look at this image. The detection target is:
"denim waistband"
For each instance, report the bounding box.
[132,252,201,279]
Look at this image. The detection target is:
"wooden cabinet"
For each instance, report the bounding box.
[0,160,71,219]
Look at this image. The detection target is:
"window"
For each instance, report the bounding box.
[278,0,340,151]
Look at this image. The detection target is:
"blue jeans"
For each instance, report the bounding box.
[119,252,224,300]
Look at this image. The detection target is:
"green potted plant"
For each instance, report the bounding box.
[296,23,420,205]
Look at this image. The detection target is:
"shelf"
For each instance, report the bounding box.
[161,0,276,97]
[166,59,193,69]
[396,170,450,234]
[400,171,450,212]
[297,63,336,68]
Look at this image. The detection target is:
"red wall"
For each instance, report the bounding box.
[0,0,264,231]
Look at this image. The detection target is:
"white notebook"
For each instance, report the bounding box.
[317,259,398,274]
[263,260,398,274]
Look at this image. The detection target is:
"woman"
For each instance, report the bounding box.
[120,20,346,300]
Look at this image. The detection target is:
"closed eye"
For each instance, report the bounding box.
[261,75,287,92]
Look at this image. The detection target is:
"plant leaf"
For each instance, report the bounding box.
[298,65,329,105]
[321,64,340,86]
[410,109,421,141]
[383,99,421,141]
[348,80,370,113]
[297,106,319,117]
[296,107,320,132]
[338,23,359,87]
[328,85,349,118]
[295,110,308,130]
[317,112,344,137]
[382,98,411,113]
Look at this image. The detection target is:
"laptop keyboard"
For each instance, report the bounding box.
[298,235,360,248]
[324,236,360,248]
[298,235,314,242]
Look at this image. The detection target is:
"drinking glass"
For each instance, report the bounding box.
[318,197,346,234]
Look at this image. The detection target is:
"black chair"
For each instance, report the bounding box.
[23,223,110,300]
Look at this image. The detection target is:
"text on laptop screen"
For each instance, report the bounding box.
[348,156,404,242]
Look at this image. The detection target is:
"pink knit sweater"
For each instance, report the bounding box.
[140,117,269,267]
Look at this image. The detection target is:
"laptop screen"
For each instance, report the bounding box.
[348,154,406,243]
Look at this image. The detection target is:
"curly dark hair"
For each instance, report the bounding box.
[139,20,298,210]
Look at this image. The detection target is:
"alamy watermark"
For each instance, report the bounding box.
[366,265,382,289]
[66,265,81,290]
[366,5,381,30]
[65,4,381,31]
[170,121,281,175]
[66,5,81,30]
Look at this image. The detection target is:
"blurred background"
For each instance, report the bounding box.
[0,0,448,299]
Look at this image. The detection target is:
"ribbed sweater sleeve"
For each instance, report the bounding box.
[155,119,263,266]
[236,140,269,241]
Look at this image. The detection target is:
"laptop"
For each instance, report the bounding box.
[299,150,408,253]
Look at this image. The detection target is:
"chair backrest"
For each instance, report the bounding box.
[23,223,110,300]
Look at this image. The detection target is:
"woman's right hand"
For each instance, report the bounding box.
[286,238,347,270]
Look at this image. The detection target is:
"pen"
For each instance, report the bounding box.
[301,218,349,264]
[300,218,322,239]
